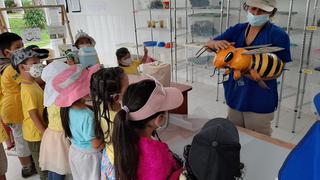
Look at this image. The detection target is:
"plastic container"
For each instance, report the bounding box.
[189,0,209,7]
[78,47,98,68]
[143,41,158,47]
[165,42,173,48]
[158,42,166,47]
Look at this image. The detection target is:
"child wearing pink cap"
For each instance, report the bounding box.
[89,67,129,180]
[39,61,71,180]
[53,64,104,180]
[103,79,184,180]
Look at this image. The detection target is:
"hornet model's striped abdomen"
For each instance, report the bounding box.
[250,53,284,78]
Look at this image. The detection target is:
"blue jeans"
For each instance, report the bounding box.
[48,171,65,180]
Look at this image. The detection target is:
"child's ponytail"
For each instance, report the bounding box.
[113,108,140,180]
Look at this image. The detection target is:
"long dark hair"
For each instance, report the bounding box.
[113,79,161,180]
[60,106,72,138]
[90,67,125,144]
[60,99,104,140]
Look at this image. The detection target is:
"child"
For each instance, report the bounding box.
[183,118,243,180]
[11,48,49,180]
[106,79,183,180]
[89,67,129,180]
[74,29,96,49]
[116,47,155,74]
[53,64,103,180]
[0,122,14,155]
[68,30,100,65]
[0,32,36,178]
[0,33,15,156]
[0,121,8,180]
[39,61,71,180]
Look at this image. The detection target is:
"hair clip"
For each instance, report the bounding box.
[122,106,130,113]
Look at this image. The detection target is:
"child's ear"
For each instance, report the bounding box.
[18,64,26,73]
[3,49,11,58]
[154,115,164,127]
[113,94,120,102]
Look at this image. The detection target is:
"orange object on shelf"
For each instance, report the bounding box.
[165,42,173,48]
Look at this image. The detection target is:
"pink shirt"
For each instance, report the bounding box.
[137,137,181,180]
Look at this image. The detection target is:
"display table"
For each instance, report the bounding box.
[238,127,295,180]
[169,82,192,114]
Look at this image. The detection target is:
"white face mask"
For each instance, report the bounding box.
[121,57,133,66]
[247,12,270,27]
[78,44,93,48]
[26,63,44,78]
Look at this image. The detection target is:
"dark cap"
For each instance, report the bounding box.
[11,48,49,70]
[188,118,241,180]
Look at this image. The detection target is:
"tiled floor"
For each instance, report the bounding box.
[4,57,319,179]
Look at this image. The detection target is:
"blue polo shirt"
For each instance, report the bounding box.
[214,22,291,113]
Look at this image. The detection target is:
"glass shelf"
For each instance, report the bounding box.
[277,11,298,15]
[188,12,228,18]
[135,6,240,12]
[137,27,186,31]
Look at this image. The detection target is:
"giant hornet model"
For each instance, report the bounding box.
[196,44,285,88]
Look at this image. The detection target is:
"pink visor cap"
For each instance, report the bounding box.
[127,79,183,121]
[52,64,101,107]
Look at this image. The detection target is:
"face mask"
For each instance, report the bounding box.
[121,58,133,66]
[247,12,270,27]
[26,63,44,78]
[78,44,93,48]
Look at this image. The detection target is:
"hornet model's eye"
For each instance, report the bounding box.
[224,52,233,62]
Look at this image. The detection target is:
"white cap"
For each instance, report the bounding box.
[74,30,96,47]
[41,61,69,107]
[246,0,277,12]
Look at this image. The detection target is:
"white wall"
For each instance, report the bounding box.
[67,0,135,67]
[43,0,135,67]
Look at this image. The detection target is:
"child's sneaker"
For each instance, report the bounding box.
[6,146,19,156]
[21,164,37,178]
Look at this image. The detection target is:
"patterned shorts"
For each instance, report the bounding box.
[101,148,115,180]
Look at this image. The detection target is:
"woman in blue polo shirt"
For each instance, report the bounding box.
[205,0,291,136]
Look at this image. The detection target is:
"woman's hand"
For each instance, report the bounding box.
[142,46,149,63]
[144,46,148,56]
[205,40,235,52]
[66,58,75,65]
